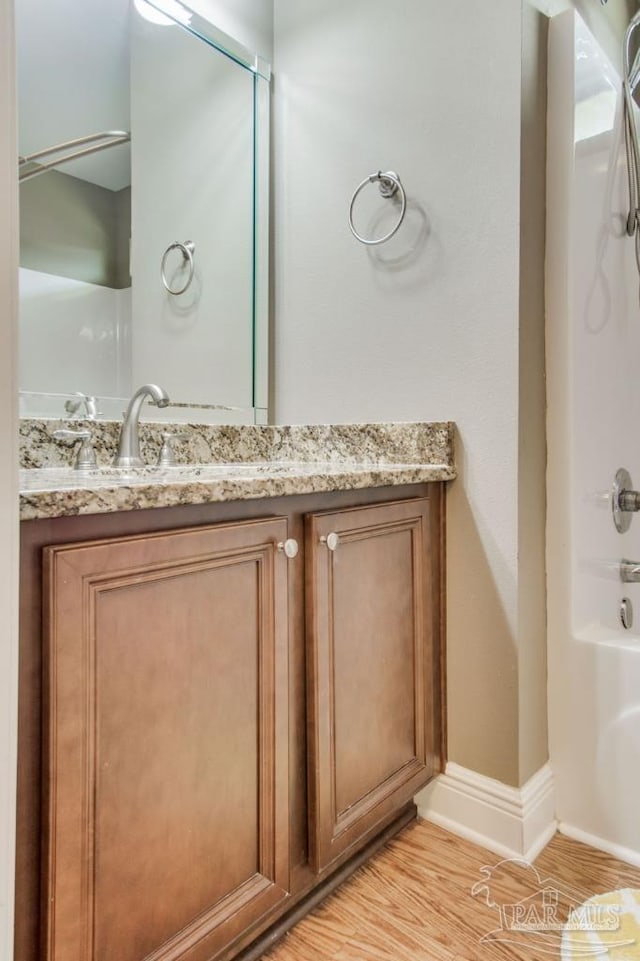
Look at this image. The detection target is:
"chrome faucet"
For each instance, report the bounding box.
[64,392,99,420]
[113,384,170,468]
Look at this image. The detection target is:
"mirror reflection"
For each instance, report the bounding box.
[16,0,270,423]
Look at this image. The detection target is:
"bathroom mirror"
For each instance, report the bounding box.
[16,0,270,424]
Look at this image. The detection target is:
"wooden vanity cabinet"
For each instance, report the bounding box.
[43,518,291,961]
[306,499,439,873]
[16,485,444,961]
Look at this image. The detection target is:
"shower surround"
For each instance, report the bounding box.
[547,10,640,865]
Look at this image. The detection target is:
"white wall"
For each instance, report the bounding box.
[19,268,131,400]
[16,0,130,190]
[532,0,635,69]
[188,0,273,62]
[0,0,19,958]
[130,11,255,409]
[273,0,528,784]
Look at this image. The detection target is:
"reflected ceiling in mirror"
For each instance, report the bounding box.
[16,0,270,425]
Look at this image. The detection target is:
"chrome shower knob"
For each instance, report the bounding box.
[613,468,640,533]
[320,532,340,551]
[277,539,299,559]
[621,559,640,583]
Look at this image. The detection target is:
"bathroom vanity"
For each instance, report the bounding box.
[15,421,454,961]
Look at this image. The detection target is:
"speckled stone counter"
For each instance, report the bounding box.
[19,421,456,520]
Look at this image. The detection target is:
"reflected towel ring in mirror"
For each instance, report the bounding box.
[348,170,407,246]
[161,240,196,295]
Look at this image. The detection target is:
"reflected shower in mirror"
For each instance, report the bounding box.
[16,0,270,424]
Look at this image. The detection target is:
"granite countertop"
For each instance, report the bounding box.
[19,421,456,521]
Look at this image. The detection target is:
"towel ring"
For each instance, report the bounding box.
[161,241,195,295]
[348,171,407,246]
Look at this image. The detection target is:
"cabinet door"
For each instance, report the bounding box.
[43,518,290,961]
[306,497,441,872]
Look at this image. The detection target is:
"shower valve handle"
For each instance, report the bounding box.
[621,560,640,583]
[613,468,640,533]
[619,490,640,512]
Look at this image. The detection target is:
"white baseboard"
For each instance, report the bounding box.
[416,761,557,862]
[558,822,640,869]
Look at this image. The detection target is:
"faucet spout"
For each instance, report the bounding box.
[113,384,170,468]
[64,392,99,420]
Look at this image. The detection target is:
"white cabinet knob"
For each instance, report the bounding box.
[277,538,299,559]
[320,532,340,551]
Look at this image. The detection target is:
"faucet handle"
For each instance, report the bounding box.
[53,429,97,470]
[156,431,190,467]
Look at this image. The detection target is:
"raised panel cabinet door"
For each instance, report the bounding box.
[43,518,291,961]
[306,497,442,872]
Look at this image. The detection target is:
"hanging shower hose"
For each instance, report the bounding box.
[623,13,640,303]
[624,79,640,296]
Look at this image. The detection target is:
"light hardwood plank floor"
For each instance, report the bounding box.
[262,820,640,961]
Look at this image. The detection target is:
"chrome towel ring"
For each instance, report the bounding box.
[348,170,407,246]
[161,240,196,295]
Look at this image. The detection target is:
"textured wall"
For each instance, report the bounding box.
[20,171,130,288]
[189,0,273,61]
[0,0,19,955]
[532,0,637,66]
[129,11,255,408]
[518,2,549,784]
[273,0,531,785]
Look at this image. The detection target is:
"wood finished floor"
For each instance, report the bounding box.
[262,820,640,961]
